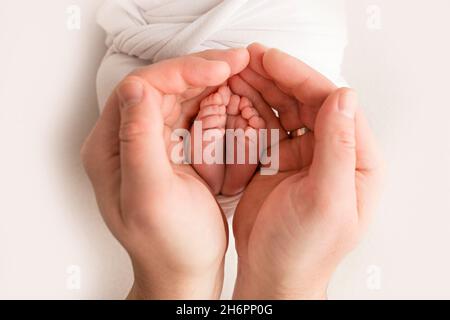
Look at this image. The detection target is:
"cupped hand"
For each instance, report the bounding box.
[81,49,249,299]
[230,44,385,299]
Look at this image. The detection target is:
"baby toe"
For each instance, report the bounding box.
[238,96,252,111]
[227,95,241,116]
[197,105,226,119]
[234,116,248,129]
[201,92,223,108]
[241,106,259,120]
[248,116,266,129]
[218,86,231,106]
[201,114,227,129]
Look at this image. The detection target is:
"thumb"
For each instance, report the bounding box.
[309,88,358,193]
[117,77,172,191]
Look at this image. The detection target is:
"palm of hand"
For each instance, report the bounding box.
[234,139,360,278]
[233,130,324,274]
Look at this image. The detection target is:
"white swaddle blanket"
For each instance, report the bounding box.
[96,0,348,108]
[96,0,348,299]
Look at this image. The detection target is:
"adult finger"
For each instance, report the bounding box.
[247,43,271,79]
[132,55,231,95]
[309,88,358,197]
[192,48,250,76]
[262,48,337,110]
[239,67,302,131]
[117,77,173,192]
[247,43,334,131]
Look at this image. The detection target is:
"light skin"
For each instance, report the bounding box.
[231,44,384,299]
[81,44,384,299]
[81,48,250,299]
[190,85,266,196]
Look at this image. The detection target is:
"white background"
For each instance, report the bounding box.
[0,0,449,299]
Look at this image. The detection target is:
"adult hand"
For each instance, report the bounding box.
[81,49,249,299]
[230,44,384,299]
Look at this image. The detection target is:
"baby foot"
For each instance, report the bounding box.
[221,95,266,196]
[191,86,231,195]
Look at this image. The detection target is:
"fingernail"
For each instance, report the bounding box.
[338,89,358,119]
[117,81,144,108]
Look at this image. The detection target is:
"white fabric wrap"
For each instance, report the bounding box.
[96,0,348,109]
[95,0,348,299]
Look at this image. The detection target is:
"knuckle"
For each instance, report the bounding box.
[119,120,151,142]
[333,128,356,150]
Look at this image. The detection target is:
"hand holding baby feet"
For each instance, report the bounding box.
[81,48,250,299]
[232,44,384,299]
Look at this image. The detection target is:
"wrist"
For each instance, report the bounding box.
[127,264,224,300]
[233,262,329,300]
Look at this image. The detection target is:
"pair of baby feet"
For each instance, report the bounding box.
[190,86,266,196]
